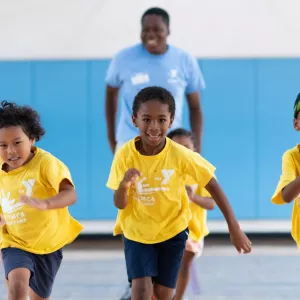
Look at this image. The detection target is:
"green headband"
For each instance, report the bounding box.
[294,100,300,117]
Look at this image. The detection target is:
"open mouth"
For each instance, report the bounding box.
[8,157,20,162]
[146,39,158,47]
[147,134,161,142]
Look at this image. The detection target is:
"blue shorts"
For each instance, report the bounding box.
[124,229,189,289]
[1,247,63,298]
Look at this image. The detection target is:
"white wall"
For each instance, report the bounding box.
[0,0,300,59]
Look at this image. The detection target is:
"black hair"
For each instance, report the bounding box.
[132,86,175,117]
[0,101,45,141]
[141,7,170,27]
[167,128,195,143]
[294,93,300,118]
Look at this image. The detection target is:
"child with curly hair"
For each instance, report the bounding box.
[0,101,83,300]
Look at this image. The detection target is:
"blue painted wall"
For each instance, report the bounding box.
[0,59,298,220]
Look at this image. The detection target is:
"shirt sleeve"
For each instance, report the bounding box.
[185,54,206,94]
[196,174,218,198]
[183,151,215,190]
[43,157,74,193]
[106,150,127,191]
[198,188,212,198]
[272,150,297,205]
[105,51,123,88]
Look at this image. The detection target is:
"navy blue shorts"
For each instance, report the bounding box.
[124,229,188,289]
[1,247,63,298]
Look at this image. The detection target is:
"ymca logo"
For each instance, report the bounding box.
[161,169,174,185]
[168,69,179,83]
[0,179,35,214]
[169,69,178,78]
[134,169,175,195]
[131,73,150,85]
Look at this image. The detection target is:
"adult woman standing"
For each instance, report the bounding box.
[105,7,205,154]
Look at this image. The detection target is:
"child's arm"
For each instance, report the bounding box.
[45,179,77,209]
[20,179,77,210]
[114,168,141,209]
[114,184,129,209]
[281,177,300,203]
[185,186,215,210]
[205,177,252,253]
[205,177,239,229]
[272,150,298,205]
[192,195,215,210]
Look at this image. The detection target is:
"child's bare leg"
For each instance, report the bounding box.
[153,283,174,300]
[174,250,196,300]
[7,268,30,300]
[29,289,49,300]
[131,277,153,300]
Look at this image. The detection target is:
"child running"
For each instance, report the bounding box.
[167,128,215,300]
[106,86,252,300]
[0,101,83,300]
[272,93,300,248]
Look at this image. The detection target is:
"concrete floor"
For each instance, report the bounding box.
[0,236,299,300]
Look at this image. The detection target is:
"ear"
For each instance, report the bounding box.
[168,116,174,128]
[294,118,300,131]
[132,115,138,128]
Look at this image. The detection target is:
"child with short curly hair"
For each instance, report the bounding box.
[0,101,83,300]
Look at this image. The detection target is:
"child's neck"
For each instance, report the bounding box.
[136,138,166,156]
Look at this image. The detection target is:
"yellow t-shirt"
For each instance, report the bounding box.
[106,137,215,244]
[185,161,215,242]
[0,147,83,254]
[186,188,213,242]
[272,145,300,248]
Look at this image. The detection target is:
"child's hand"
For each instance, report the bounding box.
[185,185,195,202]
[120,168,141,189]
[229,226,252,254]
[20,196,49,210]
[0,215,5,227]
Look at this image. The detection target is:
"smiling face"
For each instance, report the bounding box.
[132,99,174,153]
[0,126,34,171]
[141,14,169,54]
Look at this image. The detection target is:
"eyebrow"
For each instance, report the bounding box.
[0,137,22,143]
[141,114,168,117]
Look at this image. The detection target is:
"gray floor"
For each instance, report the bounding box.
[0,236,299,300]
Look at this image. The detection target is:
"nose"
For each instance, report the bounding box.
[148,120,159,131]
[7,144,16,155]
[145,29,156,38]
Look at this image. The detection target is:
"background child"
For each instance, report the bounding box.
[107,86,251,300]
[0,101,83,300]
[272,93,300,248]
[167,128,216,300]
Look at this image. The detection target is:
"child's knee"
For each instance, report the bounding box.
[153,284,174,300]
[8,269,30,298]
[8,279,28,297]
[132,277,152,298]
